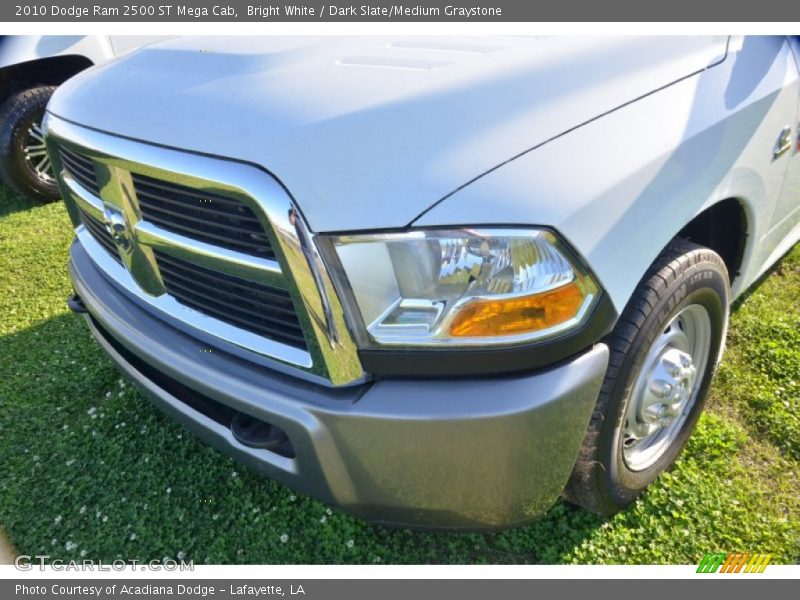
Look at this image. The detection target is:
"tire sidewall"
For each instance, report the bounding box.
[601,259,728,506]
[0,86,58,203]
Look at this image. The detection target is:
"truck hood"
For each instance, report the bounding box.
[48,36,727,232]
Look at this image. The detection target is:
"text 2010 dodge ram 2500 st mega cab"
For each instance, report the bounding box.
[44,36,800,529]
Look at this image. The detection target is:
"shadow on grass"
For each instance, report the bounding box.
[730,242,800,311]
[0,183,46,218]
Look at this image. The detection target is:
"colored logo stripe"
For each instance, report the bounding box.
[697,552,772,573]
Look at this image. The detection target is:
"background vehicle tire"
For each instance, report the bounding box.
[564,238,730,515]
[0,85,59,204]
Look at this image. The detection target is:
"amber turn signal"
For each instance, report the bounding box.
[448,281,585,337]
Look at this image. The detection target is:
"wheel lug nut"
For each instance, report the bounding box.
[649,380,673,398]
[680,355,692,368]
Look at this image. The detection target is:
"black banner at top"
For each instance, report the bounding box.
[3,0,800,22]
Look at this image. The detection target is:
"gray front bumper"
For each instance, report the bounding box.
[69,240,609,530]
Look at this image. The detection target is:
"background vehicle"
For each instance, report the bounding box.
[0,36,162,203]
[45,36,800,528]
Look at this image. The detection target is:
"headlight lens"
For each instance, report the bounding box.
[320,228,599,347]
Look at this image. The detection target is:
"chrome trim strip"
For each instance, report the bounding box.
[290,207,340,344]
[47,114,366,387]
[135,221,284,288]
[63,173,104,221]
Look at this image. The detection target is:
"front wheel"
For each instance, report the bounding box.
[0,85,59,204]
[565,238,729,515]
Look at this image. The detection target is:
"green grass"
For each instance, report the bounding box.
[1,184,799,564]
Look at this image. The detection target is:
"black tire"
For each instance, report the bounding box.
[564,238,730,515]
[0,85,59,204]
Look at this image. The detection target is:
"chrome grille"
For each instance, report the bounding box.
[154,250,308,350]
[59,146,101,196]
[132,173,276,259]
[47,115,365,386]
[78,208,121,264]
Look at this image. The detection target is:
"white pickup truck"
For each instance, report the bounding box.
[45,36,800,529]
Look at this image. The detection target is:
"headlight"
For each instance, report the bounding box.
[318,228,600,348]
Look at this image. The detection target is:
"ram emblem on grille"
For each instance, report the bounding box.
[102,207,132,253]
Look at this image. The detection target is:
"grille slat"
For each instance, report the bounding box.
[143,208,271,248]
[79,209,121,264]
[155,252,294,303]
[60,152,96,180]
[133,190,263,224]
[59,147,101,197]
[133,173,276,260]
[62,160,101,196]
[134,180,261,214]
[154,251,307,350]
[134,176,250,207]
[59,145,95,169]
[140,206,273,256]
[156,268,298,321]
[159,277,305,335]
[156,262,298,317]
[156,252,298,316]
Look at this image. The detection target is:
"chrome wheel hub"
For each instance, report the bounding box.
[623,304,712,471]
[23,116,55,185]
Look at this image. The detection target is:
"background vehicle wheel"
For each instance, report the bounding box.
[0,85,59,204]
[564,238,730,515]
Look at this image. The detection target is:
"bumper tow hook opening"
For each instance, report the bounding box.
[67,293,88,314]
[230,411,291,453]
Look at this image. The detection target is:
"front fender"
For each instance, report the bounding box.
[415,36,797,313]
[0,36,112,72]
